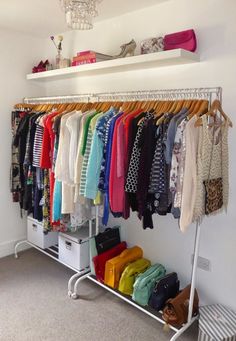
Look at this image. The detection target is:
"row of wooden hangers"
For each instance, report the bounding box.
[14,98,232,127]
[14,98,208,114]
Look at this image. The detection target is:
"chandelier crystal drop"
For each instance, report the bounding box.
[60,0,103,30]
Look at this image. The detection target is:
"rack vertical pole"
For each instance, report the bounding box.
[95,206,99,235]
[187,222,201,323]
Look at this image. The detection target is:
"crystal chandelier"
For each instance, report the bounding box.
[60,0,103,30]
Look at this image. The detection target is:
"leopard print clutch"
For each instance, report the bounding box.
[203,177,223,215]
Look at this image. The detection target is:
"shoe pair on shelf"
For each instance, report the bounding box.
[32,60,50,73]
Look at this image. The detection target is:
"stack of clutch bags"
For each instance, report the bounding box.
[90,227,199,326]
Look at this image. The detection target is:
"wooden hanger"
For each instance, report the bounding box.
[160,100,172,114]
[55,103,65,111]
[136,100,154,124]
[171,100,186,114]
[141,100,150,111]
[154,100,166,116]
[75,103,82,111]
[114,101,123,110]
[14,103,34,110]
[154,101,171,124]
[182,99,194,111]
[120,101,127,111]
[152,100,160,111]
[188,100,208,119]
[186,100,198,115]
[168,100,178,113]
[121,101,130,111]
[96,101,104,111]
[79,102,88,111]
[153,100,163,112]
[33,103,42,111]
[141,100,149,111]
[137,101,147,111]
[195,99,233,127]
[38,104,48,112]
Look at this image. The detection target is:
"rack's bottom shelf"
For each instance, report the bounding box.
[15,239,90,275]
[87,275,180,333]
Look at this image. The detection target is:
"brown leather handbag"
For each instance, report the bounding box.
[162,285,199,327]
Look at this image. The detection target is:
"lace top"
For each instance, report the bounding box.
[193,115,229,222]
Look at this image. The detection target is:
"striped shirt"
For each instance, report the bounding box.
[33,124,44,167]
[79,113,102,196]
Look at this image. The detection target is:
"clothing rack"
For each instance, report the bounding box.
[23,87,222,104]
[16,86,223,341]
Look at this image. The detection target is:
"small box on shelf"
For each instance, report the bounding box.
[71,50,113,67]
[59,225,94,271]
[27,216,58,249]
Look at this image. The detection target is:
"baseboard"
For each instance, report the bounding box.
[0,238,31,259]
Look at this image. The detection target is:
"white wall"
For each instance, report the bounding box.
[42,0,236,309]
[0,29,46,257]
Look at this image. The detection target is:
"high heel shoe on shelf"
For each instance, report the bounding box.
[114,39,137,58]
[32,60,50,73]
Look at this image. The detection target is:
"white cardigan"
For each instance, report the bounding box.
[180,116,200,232]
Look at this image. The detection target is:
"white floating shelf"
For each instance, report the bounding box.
[27,49,200,81]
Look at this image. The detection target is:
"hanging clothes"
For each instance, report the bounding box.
[10,97,230,233]
[11,110,27,203]
[85,108,115,200]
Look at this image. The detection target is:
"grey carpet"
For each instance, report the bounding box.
[0,249,198,341]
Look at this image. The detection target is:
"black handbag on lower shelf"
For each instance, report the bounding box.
[149,272,180,311]
[95,227,121,254]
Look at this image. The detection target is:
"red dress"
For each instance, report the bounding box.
[40,112,60,227]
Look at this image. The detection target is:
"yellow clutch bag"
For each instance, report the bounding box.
[104,246,143,289]
[118,258,151,295]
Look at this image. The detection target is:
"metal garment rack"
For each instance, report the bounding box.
[17,87,222,341]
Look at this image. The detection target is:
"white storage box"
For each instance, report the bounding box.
[27,216,58,249]
[198,304,236,341]
[59,226,92,271]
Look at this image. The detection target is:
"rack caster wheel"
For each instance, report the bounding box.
[71,293,79,300]
[68,291,73,298]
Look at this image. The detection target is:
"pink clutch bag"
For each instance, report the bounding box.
[164,29,197,52]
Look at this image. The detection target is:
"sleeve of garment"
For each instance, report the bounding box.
[80,120,89,156]
[54,121,64,180]
[102,120,116,225]
[74,117,85,185]
[40,117,51,169]
[164,119,176,165]
[13,115,27,147]
[84,130,103,199]
[81,113,96,156]
[180,120,200,232]
[66,115,77,182]
[53,179,62,221]
[169,126,181,192]
[117,122,124,178]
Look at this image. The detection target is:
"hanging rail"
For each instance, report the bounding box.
[23,87,222,104]
[23,93,93,104]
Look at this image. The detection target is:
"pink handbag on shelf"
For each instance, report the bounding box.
[163,29,197,52]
